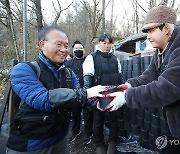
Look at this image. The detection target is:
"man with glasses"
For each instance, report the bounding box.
[6,26,105,154]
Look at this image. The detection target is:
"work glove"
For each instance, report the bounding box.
[124,82,132,88]
[104,83,131,112]
[95,84,129,112]
[87,85,106,99]
[96,102,106,111]
[105,91,126,112]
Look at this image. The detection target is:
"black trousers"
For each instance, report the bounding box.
[83,107,93,138]
[71,103,82,134]
[93,109,118,147]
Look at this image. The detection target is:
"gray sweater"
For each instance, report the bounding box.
[126,26,180,139]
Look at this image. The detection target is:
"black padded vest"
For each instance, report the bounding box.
[92,50,120,86]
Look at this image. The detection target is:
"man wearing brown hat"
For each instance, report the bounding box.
[98,2,180,153]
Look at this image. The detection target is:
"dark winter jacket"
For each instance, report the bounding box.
[83,50,122,86]
[7,52,86,152]
[126,26,180,139]
[66,57,85,87]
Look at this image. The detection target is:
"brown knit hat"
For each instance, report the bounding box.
[142,2,177,33]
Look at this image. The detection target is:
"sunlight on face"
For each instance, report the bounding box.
[41,30,69,64]
[99,38,112,52]
[147,26,169,50]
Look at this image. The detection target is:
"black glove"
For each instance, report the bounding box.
[84,75,93,89]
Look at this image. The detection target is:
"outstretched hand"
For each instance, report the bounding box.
[105,91,126,112]
[87,85,107,99]
[104,82,131,112]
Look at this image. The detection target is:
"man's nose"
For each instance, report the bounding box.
[60,46,68,52]
[147,33,151,40]
[105,44,109,47]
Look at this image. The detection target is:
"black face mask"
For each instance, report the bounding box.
[74,50,84,58]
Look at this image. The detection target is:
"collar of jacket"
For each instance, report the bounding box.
[38,52,66,80]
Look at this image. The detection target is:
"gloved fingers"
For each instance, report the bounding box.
[86,86,101,98]
[106,91,121,98]
[96,102,105,111]
[117,84,128,91]
[105,101,114,111]
[95,93,105,98]
[106,106,113,112]
[108,105,118,112]
[96,85,108,92]
[104,86,110,92]
[90,85,107,93]
[87,85,109,98]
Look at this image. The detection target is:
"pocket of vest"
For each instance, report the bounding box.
[20,114,52,122]
[19,112,60,138]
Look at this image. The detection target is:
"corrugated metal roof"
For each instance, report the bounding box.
[114,33,147,53]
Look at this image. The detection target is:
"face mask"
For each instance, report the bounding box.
[74,50,84,58]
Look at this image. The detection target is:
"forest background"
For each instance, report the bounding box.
[0,0,180,69]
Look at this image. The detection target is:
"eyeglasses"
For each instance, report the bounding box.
[45,40,70,51]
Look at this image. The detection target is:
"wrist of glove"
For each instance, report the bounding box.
[74,87,87,104]
[125,82,132,88]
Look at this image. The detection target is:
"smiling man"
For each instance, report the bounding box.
[41,30,69,64]
[104,2,180,153]
[6,26,105,154]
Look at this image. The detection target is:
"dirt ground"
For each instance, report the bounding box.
[67,128,96,154]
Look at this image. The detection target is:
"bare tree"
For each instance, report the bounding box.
[81,0,100,37]
[109,0,114,35]
[101,0,105,33]
[81,0,110,37]
[0,0,19,60]
[31,0,43,31]
[52,0,73,25]
[132,0,139,33]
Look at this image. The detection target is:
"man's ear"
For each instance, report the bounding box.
[39,40,45,50]
[164,25,170,35]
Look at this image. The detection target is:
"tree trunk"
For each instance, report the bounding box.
[110,0,114,35]
[31,0,43,31]
[4,0,20,60]
[101,0,105,33]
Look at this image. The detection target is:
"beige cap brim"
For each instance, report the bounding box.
[142,23,163,33]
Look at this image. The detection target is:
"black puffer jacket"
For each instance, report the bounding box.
[66,57,85,87]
